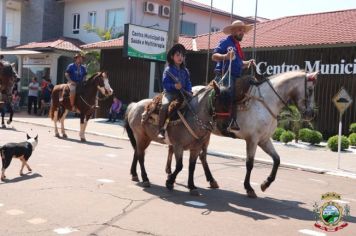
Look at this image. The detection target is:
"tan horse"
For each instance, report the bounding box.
[125,82,231,195]
[166,70,318,198]
[49,72,113,141]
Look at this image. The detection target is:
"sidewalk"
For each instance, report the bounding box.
[9,111,356,178]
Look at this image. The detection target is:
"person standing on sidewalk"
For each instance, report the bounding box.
[27,77,39,115]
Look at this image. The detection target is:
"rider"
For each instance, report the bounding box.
[212,20,255,132]
[157,43,192,139]
[63,53,87,110]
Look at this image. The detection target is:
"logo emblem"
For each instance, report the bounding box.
[313,192,350,232]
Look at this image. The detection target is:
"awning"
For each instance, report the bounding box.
[0,50,43,55]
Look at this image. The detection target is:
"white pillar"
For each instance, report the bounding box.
[0,0,7,48]
[50,54,60,85]
[148,62,156,98]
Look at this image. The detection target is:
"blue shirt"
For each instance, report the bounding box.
[213,35,244,77]
[162,65,192,93]
[66,63,87,83]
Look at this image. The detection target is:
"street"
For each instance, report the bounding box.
[0,122,355,236]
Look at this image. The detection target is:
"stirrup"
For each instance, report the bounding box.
[157,129,165,139]
[228,119,240,131]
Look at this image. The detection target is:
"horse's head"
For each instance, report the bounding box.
[94,71,113,96]
[293,71,318,120]
[0,61,19,95]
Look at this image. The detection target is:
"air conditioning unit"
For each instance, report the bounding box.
[159,5,170,18]
[144,1,159,15]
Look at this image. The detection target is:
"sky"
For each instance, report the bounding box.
[193,0,356,19]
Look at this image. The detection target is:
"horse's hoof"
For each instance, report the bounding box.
[166,180,174,190]
[261,182,269,192]
[247,190,257,198]
[55,133,60,138]
[20,173,24,176]
[80,138,86,142]
[132,176,139,182]
[1,177,5,181]
[28,169,32,172]
[62,133,68,139]
[209,180,219,189]
[142,181,151,187]
[1,124,6,128]
[6,120,12,125]
[190,189,200,196]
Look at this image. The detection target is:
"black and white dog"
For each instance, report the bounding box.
[1,134,38,181]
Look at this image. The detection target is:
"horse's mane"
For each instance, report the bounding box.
[86,72,102,82]
[268,70,306,81]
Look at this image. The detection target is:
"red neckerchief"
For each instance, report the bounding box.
[233,37,244,60]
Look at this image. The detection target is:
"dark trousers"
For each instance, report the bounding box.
[28,96,38,114]
[108,112,119,121]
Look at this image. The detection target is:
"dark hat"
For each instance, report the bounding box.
[167,43,187,65]
[74,53,84,59]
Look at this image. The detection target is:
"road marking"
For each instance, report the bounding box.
[308,178,327,184]
[53,227,79,235]
[240,180,258,186]
[27,218,47,224]
[343,197,356,202]
[0,203,3,207]
[105,153,117,158]
[97,179,115,183]
[332,199,350,204]
[6,209,24,215]
[299,229,326,236]
[185,201,207,207]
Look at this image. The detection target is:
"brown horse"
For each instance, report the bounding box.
[49,72,113,141]
[125,81,231,195]
[166,70,318,198]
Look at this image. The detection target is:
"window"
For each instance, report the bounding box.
[73,13,80,34]
[88,11,97,28]
[211,26,220,32]
[180,21,196,36]
[106,9,124,37]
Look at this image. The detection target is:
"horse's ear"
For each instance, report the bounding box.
[211,80,220,95]
[26,133,31,140]
[307,71,318,82]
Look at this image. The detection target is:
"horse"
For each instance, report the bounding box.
[0,61,20,128]
[124,81,231,195]
[49,72,113,141]
[166,70,318,198]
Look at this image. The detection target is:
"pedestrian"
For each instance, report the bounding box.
[212,20,255,131]
[39,78,54,116]
[157,43,192,139]
[106,96,122,122]
[27,77,39,115]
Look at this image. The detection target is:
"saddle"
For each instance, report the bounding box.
[235,75,264,111]
[141,93,185,125]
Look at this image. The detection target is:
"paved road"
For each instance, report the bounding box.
[0,122,355,236]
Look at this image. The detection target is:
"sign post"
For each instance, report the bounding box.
[332,87,353,169]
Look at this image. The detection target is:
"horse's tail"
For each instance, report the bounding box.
[49,85,61,121]
[124,103,137,149]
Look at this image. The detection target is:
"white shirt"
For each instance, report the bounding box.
[28,82,39,97]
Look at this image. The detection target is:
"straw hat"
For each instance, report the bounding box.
[73,53,84,59]
[223,20,253,35]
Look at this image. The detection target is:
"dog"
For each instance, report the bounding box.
[1,134,38,181]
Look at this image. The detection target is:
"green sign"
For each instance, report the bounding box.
[124,24,167,62]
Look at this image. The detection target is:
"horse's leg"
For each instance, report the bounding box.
[53,110,60,137]
[165,145,173,175]
[258,139,280,192]
[131,150,139,182]
[7,103,13,124]
[136,139,151,187]
[199,145,219,189]
[244,140,258,198]
[166,146,184,190]
[80,114,90,142]
[79,114,86,141]
[1,108,5,128]
[187,148,201,196]
[60,109,69,138]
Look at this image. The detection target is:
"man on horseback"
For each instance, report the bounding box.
[62,53,87,110]
[212,20,255,132]
[157,44,192,139]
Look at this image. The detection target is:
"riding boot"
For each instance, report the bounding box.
[228,103,240,131]
[157,108,167,139]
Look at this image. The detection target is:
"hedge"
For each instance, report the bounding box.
[327,135,349,152]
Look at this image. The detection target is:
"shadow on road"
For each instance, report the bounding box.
[0,173,42,184]
[57,137,123,150]
[142,184,356,223]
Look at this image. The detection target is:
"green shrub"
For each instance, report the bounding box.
[299,128,313,142]
[272,127,285,141]
[280,130,295,144]
[309,130,323,145]
[327,135,349,152]
[350,123,356,134]
[349,133,356,146]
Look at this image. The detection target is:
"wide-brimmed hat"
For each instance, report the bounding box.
[73,53,85,59]
[223,20,253,35]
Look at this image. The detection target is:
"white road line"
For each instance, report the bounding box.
[53,227,79,235]
[97,179,115,183]
[332,199,350,204]
[343,197,356,202]
[185,201,207,207]
[308,178,327,184]
[298,229,326,236]
[27,218,47,224]
[6,209,24,216]
[105,154,117,158]
[240,180,259,186]
[0,203,3,207]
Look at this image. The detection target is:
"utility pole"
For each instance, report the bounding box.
[0,0,7,48]
[167,0,181,51]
